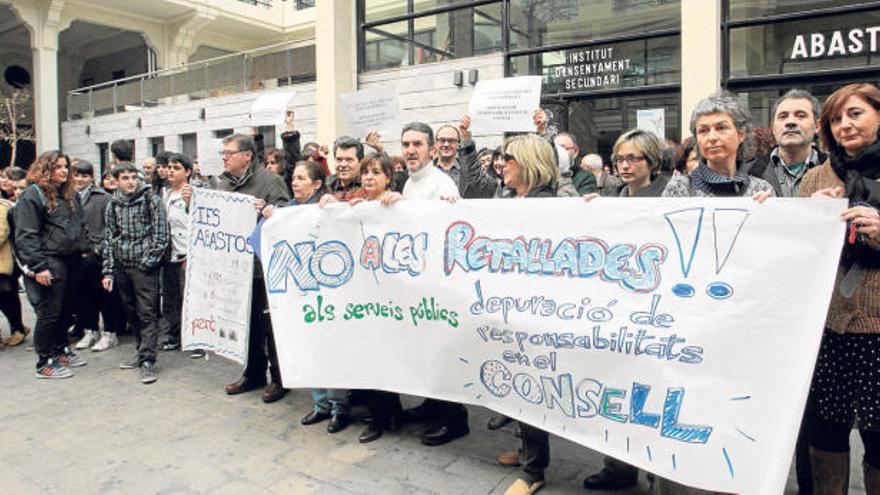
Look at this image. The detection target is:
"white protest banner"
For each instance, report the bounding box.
[637,108,666,140]
[468,76,542,133]
[339,86,402,139]
[182,189,256,364]
[260,198,845,494]
[197,137,225,177]
[250,90,296,127]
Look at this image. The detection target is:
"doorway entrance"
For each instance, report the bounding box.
[543,91,680,164]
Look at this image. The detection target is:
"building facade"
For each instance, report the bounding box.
[5,0,880,167]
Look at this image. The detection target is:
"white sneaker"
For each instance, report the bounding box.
[74,330,97,350]
[91,332,118,352]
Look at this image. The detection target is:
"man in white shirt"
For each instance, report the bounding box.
[399,122,460,201]
[384,121,468,446]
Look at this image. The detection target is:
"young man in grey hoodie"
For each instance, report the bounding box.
[101,162,170,384]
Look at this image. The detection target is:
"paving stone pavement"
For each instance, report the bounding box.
[0,300,867,495]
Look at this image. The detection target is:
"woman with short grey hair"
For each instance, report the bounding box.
[656,93,772,494]
[662,91,773,199]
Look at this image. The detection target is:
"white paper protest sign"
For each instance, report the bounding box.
[197,137,225,177]
[250,90,296,127]
[181,189,256,364]
[637,108,666,140]
[468,76,542,133]
[260,197,845,494]
[339,86,402,139]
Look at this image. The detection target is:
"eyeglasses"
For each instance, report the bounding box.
[219,150,242,157]
[502,153,517,162]
[613,154,647,165]
[437,138,459,145]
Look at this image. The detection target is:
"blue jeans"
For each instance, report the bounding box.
[312,389,349,415]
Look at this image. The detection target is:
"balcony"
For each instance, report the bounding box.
[236,0,315,8]
[237,0,273,7]
[66,41,316,121]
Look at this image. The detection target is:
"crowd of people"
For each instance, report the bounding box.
[1,83,879,495]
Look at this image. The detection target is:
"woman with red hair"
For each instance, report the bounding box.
[801,82,880,494]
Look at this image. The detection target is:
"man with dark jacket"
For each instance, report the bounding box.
[217,134,291,403]
[434,124,464,184]
[456,115,501,199]
[573,154,602,195]
[71,160,119,352]
[101,162,169,384]
[749,89,824,495]
[325,136,364,201]
[751,89,825,198]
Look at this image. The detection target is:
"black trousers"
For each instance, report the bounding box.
[243,274,281,385]
[160,261,184,345]
[72,254,122,333]
[364,390,403,428]
[796,404,813,494]
[116,267,161,364]
[519,422,550,482]
[23,256,73,366]
[0,275,24,333]
[599,455,639,481]
[810,412,880,469]
[420,398,469,429]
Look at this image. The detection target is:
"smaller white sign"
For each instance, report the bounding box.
[198,138,225,177]
[339,86,402,139]
[182,189,257,365]
[250,90,296,127]
[468,76,542,133]
[637,108,666,140]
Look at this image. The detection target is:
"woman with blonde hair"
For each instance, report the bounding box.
[495,133,559,495]
[501,133,559,199]
[612,129,668,198]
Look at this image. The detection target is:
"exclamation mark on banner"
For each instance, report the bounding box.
[708,209,750,300]
[663,208,704,298]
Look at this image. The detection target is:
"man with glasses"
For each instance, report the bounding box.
[432,118,498,199]
[434,125,463,184]
[216,134,291,403]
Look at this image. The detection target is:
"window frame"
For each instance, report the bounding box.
[722,0,880,89]
[358,0,503,71]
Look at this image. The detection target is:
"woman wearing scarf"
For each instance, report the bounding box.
[662,92,774,200]
[800,83,880,495]
[658,92,772,494]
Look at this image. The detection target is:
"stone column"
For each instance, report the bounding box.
[13,0,66,152]
[315,0,357,169]
[680,0,722,137]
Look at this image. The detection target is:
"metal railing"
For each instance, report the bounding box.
[235,0,315,9]
[66,40,316,121]
[238,0,272,7]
